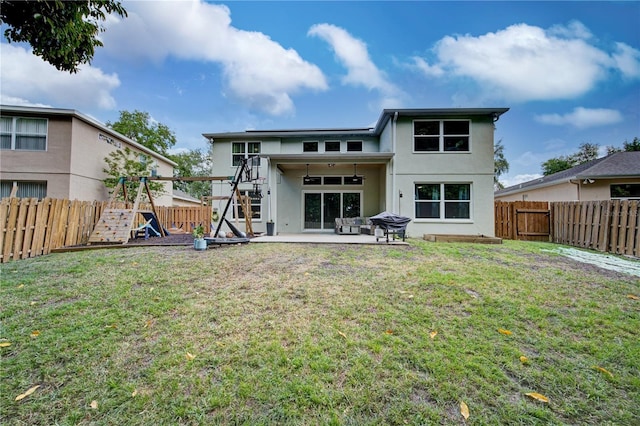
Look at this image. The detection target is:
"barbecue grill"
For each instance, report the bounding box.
[370,211,411,242]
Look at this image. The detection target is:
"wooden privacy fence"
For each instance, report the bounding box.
[0,197,212,263]
[551,200,639,257]
[496,200,639,257]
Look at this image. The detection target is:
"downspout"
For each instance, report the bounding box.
[392,111,399,213]
[569,179,581,201]
[266,156,272,223]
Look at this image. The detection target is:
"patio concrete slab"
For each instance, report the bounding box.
[251,233,408,245]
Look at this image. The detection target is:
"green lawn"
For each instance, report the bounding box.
[1,240,638,425]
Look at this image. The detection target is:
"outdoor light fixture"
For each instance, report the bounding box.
[303,164,312,183]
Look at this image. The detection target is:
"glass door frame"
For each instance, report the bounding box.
[301,190,363,232]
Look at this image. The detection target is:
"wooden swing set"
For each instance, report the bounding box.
[88,158,261,245]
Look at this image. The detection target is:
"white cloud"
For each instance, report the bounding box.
[413,22,640,102]
[308,23,405,108]
[535,107,624,129]
[0,43,120,109]
[612,42,640,79]
[102,0,327,116]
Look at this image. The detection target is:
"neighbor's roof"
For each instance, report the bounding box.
[0,104,177,166]
[203,107,509,140]
[495,151,640,196]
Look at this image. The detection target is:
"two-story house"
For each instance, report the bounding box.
[204,108,508,237]
[0,105,176,205]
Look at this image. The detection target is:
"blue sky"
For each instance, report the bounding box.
[2,0,639,186]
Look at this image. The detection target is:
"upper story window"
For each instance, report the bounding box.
[325,141,340,152]
[1,116,48,151]
[303,141,319,152]
[611,184,640,200]
[414,120,470,152]
[346,140,362,152]
[232,142,261,166]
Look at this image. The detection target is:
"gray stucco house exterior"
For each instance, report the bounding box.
[204,108,508,237]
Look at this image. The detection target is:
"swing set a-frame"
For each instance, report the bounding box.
[88,157,261,245]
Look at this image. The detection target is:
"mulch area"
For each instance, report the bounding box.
[125,232,194,246]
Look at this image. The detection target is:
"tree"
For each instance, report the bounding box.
[107,110,177,156]
[541,142,600,176]
[541,156,575,176]
[171,149,213,199]
[1,0,127,73]
[103,147,166,203]
[494,139,509,190]
[623,137,640,151]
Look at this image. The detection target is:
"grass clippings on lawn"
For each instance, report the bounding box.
[1,240,638,425]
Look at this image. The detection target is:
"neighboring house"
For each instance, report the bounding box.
[1,105,176,205]
[204,108,509,236]
[495,151,640,202]
[172,189,202,206]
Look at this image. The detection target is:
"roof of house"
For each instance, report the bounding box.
[495,151,640,196]
[0,104,177,166]
[203,107,510,140]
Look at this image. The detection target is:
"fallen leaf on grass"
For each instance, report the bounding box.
[131,389,138,397]
[17,284,24,289]
[385,329,394,335]
[143,319,154,328]
[519,356,529,364]
[0,342,11,348]
[337,331,347,339]
[105,324,117,329]
[15,385,40,401]
[90,400,98,409]
[30,330,40,338]
[525,392,549,403]
[627,294,639,300]
[593,366,613,378]
[460,400,470,420]
[429,331,438,339]
[185,352,196,361]
[498,328,512,336]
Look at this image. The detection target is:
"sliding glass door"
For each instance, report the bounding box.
[303,191,361,231]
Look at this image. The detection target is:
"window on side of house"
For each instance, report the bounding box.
[414,120,470,152]
[232,142,261,166]
[325,141,340,152]
[0,116,48,151]
[346,140,363,152]
[611,183,640,199]
[233,191,262,221]
[415,183,471,219]
[0,180,47,199]
[303,141,319,152]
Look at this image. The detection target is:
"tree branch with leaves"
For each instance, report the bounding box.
[103,147,166,203]
[1,0,127,73]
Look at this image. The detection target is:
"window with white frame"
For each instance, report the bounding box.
[414,120,470,152]
[611,184,640,199]
[346,140,363,152]
[303,141,318,152]
[0,116,48,151]
[1,180,47,199]
[233,190,262,220]
[324,140,340,152]
[415,183,471,219]
[232,142,261,166]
